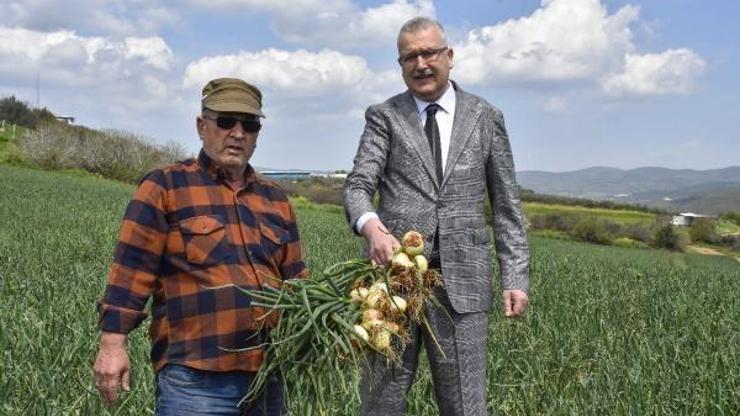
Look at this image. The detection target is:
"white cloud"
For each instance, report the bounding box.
[453,0,638,84]
[0,25,177,121]
[182,48,369,95]
[601,49,706,96]
[189,0,435,47]
[354,69,403,105]
[124,37,173,70]
[0,26,173,84]
[0,0,179,36]
[450,0,705,99]
[189,0,347,14]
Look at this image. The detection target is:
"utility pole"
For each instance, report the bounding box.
[36,72,41,107]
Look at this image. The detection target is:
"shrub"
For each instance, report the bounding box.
[718,235,740,251]
[719,211,740,226]
[688,218,717,244]
[0,96,56,128]
[16,122,186,182]
[571,217,613,245]
[528,214,577,233]
[622,224,653,245]
[278,177,344,207]
[653,224,687,251]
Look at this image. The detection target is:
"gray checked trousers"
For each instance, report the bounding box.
[360,289,489,416]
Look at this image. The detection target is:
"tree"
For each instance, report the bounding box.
[689,218,716,243]
[0,96,56,128]
[653,224,687,251]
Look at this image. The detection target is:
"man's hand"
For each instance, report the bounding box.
[93,332,131,406]
[502,289,528,317]
[361,217,400,266]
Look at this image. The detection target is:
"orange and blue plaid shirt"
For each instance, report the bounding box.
[98,150,306,372]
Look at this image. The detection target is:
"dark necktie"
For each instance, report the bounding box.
[425,103,443,262]
[424,103,443,184]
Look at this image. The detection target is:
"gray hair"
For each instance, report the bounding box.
[397,17,447,47]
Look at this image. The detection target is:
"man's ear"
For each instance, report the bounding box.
[448,48,454,69]
[196,116,206,139]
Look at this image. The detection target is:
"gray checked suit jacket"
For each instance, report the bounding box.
[343,81,529,314]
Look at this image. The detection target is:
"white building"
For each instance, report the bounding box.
[671,212,711,226]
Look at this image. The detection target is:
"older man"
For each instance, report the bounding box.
[344,17,530,415]
[93,78,305,415]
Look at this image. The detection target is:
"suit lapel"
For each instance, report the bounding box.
[442,84,482,188]
[393,91,440,187]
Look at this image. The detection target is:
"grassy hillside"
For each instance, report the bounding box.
[518,166,740,215]
[523,202,656,225]
[0,124,24,163]
[1,165,738,415]
[664,185,740,216]
[518,166,740,197]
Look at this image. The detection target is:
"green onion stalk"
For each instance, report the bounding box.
[231,231,447,415]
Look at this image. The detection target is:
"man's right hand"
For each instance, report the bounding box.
[361,217,401,266]
[93,332,131,406]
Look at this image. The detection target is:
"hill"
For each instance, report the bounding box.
[517,166,740,215]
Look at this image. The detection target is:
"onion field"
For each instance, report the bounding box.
[1,164,738,415]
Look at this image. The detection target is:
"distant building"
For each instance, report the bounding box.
[671,212,711,226]
[56,116,75,124]
[259,170,311,181]
[259,170,347,181]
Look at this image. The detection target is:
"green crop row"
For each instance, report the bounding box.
[1,164,738,415]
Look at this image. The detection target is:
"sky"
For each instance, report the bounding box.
[1,0,738,172]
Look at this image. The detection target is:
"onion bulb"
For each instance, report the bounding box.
[353,324,369,342]
[364,288,385,308]
[389,296,407,314]
[414,255,428,273]
[350,287,368,303]
[372,330,392,350]
[384,321,400,333]
[402,231,424,256]
[391,252,414,269]
[362,308,383,322]
[361,319,384,331]
[370,281,388,293]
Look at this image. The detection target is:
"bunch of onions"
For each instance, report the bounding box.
[231,231,443,414]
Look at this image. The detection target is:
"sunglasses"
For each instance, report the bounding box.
[397,46,448,66]
[204,115,262,133]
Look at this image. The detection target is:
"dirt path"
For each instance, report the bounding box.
[686,245,724,256]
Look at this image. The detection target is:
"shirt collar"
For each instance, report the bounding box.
[197,149,255,186]
[413,81,455,115]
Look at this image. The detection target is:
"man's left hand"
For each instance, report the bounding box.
[502,289,528,317]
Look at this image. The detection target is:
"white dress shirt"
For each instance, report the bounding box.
[355,82,456,234]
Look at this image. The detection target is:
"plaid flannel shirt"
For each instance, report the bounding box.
[98,150,306,372]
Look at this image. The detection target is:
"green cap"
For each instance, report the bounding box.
[201,78,265,117]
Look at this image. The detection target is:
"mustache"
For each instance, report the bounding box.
[412,68,435,79]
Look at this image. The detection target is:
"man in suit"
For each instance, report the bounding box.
[343,17,530,415]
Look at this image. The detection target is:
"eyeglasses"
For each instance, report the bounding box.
[203,115,262,133]
[397,46,448,66]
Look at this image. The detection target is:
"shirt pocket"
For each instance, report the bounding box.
[179,215,228,265]
[259,222,288,261]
